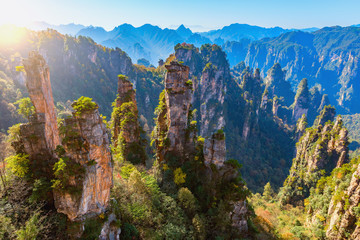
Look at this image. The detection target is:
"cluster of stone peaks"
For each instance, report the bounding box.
[279,107,349,206]
[15,52,115,235]
[154,59,249,235]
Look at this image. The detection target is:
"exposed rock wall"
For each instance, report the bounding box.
[280,116,349,206]
[54,106,113,221]
[175,44,228,138]
[20,52,113,224]
[204,131,226,168]
[292,78,310,122]
[164,61,193,155]
[326,163,360,239]
[20,51,60,160]
[203,131,249,234]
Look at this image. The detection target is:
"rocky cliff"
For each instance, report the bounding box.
[175,43,228,138]
[153,60,194,163]
[326,162,360,239]
[54,100,112,221]
[175,45,297,192]
[152,60,250,237]
[292,78,310,122]
[265,63,294,106]
[280,114,349,206]
[244,27,360,114]
[20,51,60,160]
[203,131,249,234]
[18,52,114,236]
[111,74,146,165]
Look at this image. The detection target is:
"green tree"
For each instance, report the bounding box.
[6,154,30,178]
[263,182,274,201]
[15,212,44,240]
[14,97,35,121]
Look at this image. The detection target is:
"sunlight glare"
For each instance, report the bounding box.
[0,25,26,46]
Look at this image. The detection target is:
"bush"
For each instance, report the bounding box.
[72,96,98,116]
[174,168,186,185]
[121,223,139,240]
[14,97,35,121]
[6,154,30,178]
[178,187,198,216]
[15,212,44,240]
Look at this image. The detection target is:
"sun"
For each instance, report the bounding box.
[0,25,27,47]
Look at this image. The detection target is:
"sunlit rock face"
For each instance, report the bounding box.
[54,107,113,221]
[20,51,113,222]
[18,51,60,162]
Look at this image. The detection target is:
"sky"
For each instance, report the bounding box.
[1,0,360,31]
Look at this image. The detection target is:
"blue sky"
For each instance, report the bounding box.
[2,0,360,31]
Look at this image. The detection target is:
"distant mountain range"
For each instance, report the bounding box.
[27,22,321,65]
[24,22,360,114]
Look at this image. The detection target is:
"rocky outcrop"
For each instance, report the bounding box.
[204,131,226,168]
[314,105,336,126]
[280,115,349,206]
[326,163,360,239]
[54,103,113,221]
[19,51,60,161]
[19,52,114,232]
[230,201,249,233]
[294,114,308,142]
[111,75,146,164]
[265,63,294,106]
[203,130,249,234]
[154,61,194,163]
[292,78,310,122]
[99,213,121,240]
[175,44,229,138]
[200,62,226,137]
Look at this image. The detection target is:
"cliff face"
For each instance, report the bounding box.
[19,52,113,225]
[153,61,194,163]
[243,27,360,114]
[153,60,250,236]
[326,163,360,239]
[175,44,228,138]
[20,51,60,159]
[280,115,349,206]
[203,131,249,233]
[165,62,193,154]
[265,63,294,106]
[204,131,226,168]
[176,45,297,192]
[54,105,113,221]
[111,75,146,164]
[292,78,310,122]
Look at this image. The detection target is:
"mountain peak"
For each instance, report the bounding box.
[176,24,193,38]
